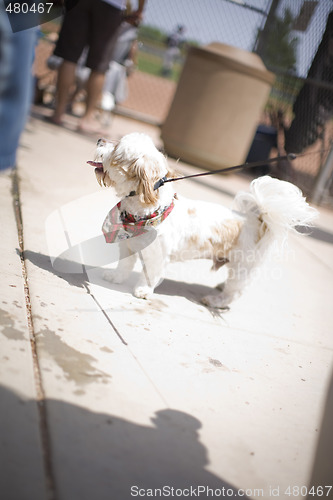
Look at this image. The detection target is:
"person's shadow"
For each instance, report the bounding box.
[0,385,250,499]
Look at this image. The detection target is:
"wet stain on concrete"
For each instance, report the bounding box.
[100,346,113,353]
[37,328,112,387]
[133,308,145,315]
[208,357,228,370]
[132,298,167,317]
[147,298,168,311]
[73,389,86,396]
[274,347,289,355]
[0,307,25,341]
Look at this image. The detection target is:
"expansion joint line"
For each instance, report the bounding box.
[11,169,57,500]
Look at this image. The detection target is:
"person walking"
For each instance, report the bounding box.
[162,25,185,77]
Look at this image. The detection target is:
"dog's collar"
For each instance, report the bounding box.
[126,176,168,198]
[119,198,175,227]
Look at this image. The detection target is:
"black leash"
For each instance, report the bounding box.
[154,153,297,190]
[89,148,330,196]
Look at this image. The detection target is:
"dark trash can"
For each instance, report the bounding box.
[246,124,277,176]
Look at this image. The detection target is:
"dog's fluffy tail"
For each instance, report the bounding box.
[234,176,318,241]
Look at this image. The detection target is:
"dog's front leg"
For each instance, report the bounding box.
[133,239,167,299]
[103,244,137,284]
[134,257,165,299]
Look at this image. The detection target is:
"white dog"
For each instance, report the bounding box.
[90,132,317,308]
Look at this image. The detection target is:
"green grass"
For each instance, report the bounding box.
[137,51,163,76]
[137,50,182,82]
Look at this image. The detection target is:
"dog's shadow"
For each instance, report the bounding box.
[23,250,226,315]
[155,279,228,318]
[155,277,217,302]
[22,250,89,289]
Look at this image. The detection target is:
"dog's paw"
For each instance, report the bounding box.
[103,269,126,284]
[201,293,230,310]
[215,282,225,292]
[133,286,153,300]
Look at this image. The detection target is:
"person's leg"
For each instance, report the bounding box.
[52,60,76,124]
[77,70,105,132]
[51,0,89,123]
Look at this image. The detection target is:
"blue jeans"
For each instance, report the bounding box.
[0,2,38,169]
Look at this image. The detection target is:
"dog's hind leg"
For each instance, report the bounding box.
[202,260,250,309]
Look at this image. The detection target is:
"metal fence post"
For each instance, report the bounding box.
[311,144,333,205]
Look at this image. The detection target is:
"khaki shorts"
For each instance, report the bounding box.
[54,0,123,73]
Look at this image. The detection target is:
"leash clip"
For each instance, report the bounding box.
[154,176,168,191]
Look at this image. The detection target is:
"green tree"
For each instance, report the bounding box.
[257,8,298,72]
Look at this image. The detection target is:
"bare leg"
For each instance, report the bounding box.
[78,70,105,133]
[52,61,76,124]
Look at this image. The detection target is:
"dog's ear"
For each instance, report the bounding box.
[133,156,161,205]
[137,167,159,205]
[127,154,168,205]
[101,171,113,187]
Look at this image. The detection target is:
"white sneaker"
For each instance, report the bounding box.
[100,92,115,112]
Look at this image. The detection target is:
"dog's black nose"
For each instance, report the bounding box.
[97,138,104,146]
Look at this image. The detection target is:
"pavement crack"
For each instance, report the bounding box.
[11,169,57,500]
[83,280,128,345]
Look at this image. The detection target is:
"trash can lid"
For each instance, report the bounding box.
[190,42,275,84]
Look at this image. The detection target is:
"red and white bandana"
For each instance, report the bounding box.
[102,198,175,243]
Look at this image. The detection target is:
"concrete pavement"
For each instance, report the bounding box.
[1,107,333,500]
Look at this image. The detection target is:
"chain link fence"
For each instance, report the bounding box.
[34,0,333,207]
